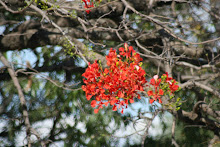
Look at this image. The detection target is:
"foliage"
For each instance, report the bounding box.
[0,0,219,146]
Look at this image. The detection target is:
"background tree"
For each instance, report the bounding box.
[0,0,219,146]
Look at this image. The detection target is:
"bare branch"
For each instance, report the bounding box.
[121,0,220,45]
[180,81,220,99]
[0,0,33,14]
[175,61,217,70]
[141,110,159,147]
[171,117,180,147]
[0,52,46,147]
[29,4,89,65]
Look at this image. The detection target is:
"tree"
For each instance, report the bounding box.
[0,0,219,146]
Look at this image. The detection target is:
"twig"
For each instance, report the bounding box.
[29,4,89,65]
[16,69,82,92]
[171,116,180,147]
[175,61,217,70]
[141,110,159,147]
[208,135,220,147]
[121,0,220,45]
[0,0,33,14]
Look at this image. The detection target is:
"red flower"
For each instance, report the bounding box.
[170,81,179,93]
[163,72,172,80]
[130,99,134,103]
[158,98,162,103]
[82,44,180,113]
[147,89,163,104]
[159,89,164,95]
[121,109,124,114]
[149,99,155,104]
[82,0,94,14]
[94,109,99,113]
[118,91,124,98]
[162,72,179,92]
[147,90,153,96]
[86,94,92,100]
[91,100,97,107]
[112,105,117,111]
[82,43,147,113]
[150,78,161,88]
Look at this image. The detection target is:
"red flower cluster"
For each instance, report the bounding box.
[147,73,179,104]
[82,0,94,14]
[82,43,147,114]
[147,75,164,104]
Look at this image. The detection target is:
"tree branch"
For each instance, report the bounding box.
[180,81,220,99]
[0,52,46,147]
[171,116,179,147]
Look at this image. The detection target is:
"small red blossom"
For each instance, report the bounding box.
[150,77,161,88]
[147,90,153,96]
[163,72,173,83]
[94,109,99,113]
[149,99,154,104]
[82,0,95,14]
[147,73,179,104]
[86,94,92,100]
[112,105,117,111]
[162,72,179,93]
[121,109,124,114]
[159,89,164,95]
[91,100,97,107]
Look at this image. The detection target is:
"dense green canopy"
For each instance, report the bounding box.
[0,0,219,146]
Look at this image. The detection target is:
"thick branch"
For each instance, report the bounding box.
[180,81,220,99]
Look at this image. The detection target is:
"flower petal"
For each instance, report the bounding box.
[149,99,154,104]
[94,109,99,113]
[130,99,134,103]
[112,105,117,111]
[159,89,164,95]
[91,100,97,107]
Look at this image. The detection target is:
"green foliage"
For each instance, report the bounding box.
[35,0,50,10]
[69,10,77,19]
